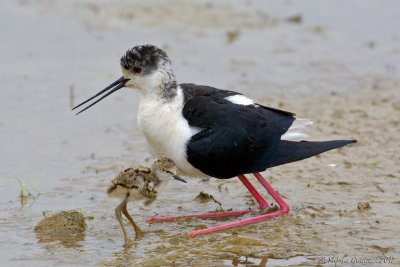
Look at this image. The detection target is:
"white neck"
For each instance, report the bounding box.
[138,66,177,102]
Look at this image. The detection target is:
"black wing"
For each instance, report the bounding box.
[180,83,296,178]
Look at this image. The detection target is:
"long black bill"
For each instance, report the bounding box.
[173,175,187,183]
[72,76,130,115]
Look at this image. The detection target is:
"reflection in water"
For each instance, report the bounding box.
[230,255,313,266]
[12,177,41,208]
[101,243,141,267]
[232,256,268,266]
[36,232,86,249]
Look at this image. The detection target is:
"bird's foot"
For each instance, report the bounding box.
[134,230,144,240]
[187,205,289,237]
[146,209,252,223]
[148,173,289,237]
[123,238,135,248]
[187,172,290,237]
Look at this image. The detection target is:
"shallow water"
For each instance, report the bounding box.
[1,0,399,266]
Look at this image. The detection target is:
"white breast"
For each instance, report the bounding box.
[138,86,205,177]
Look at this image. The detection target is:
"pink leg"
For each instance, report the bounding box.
[238,175,269,209]
[147,174,268,223]
[146,209,251,223]
[187,172,290,237]
[253,173,289,213]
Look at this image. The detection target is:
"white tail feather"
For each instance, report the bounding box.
[288,118,314,130]
[281,118,313,141]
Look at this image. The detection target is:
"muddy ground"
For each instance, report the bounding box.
[0,0,399,266]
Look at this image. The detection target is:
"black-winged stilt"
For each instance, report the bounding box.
[108,157,186,244]
[74,44,356,237]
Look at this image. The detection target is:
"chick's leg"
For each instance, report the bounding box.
[121,198,144,239]
[115,198,131,243]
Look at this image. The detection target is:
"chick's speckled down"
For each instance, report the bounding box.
[107,166,160,199]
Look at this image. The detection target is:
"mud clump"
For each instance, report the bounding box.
[357,202,371,211]
[286,14,303,24]
[34,210,86,246]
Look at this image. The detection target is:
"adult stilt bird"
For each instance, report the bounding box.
[73,45,356,237]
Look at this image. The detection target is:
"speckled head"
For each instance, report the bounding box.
[72,44,177,115]
[120,45,170,75]
[152,157,176,172]
[152,157,187,183]
[120,45,177,96]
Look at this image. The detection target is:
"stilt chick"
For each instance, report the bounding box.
[107,157,186,243]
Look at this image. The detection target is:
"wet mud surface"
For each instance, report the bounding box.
[1,0,399,266]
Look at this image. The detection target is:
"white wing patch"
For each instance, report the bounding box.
[281,118,314,141]
[225,95,256,106]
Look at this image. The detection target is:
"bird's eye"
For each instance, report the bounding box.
[132,66,142,74]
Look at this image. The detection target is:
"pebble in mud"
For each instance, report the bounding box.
[34,210,86,241]
[357,202,371,211]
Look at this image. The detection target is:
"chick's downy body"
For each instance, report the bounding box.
[107,166,159,201]
[106,157,183,244]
